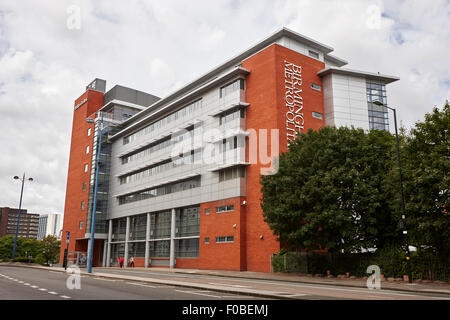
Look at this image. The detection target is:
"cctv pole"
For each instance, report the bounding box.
[12,173,26,260]
[389,106,413,284]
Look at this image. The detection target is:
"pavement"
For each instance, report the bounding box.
[1,262,449,299]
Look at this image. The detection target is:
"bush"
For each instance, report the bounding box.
[12,257,33,263]
[34,253,46,265]
[271,247,450,281]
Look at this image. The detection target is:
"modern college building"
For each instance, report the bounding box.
[60,28,399,272]
[37,214,62,240]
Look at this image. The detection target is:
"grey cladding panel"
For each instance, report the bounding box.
[104,85,160,107]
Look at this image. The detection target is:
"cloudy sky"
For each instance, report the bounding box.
[0,0,449,219]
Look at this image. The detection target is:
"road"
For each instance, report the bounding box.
[0,266,266,300]
[0,265,449,300]
[93,267,450,300]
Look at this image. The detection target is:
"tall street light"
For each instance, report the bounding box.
[374,101,413,284]
[12,173,34,260]
[86,113,109,273]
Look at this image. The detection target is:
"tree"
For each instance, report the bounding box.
[40,235,61,265]
[260,126,401,254]
[0,236,42,261]
[402,102,450,256]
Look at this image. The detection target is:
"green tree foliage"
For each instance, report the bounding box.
[0,236,41,261]
[41,235,61,265]
[402,102,450,256]
[0,235,61,264]
[261,126,401,254]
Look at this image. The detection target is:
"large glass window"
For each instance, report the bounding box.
[218,167,245,182]
[121,127,198,165]
[219,107,245,125]
[220,79,245,98]
[128,242,145,258]
[367,81,389,131]
[129,215,147,240]
[149,240,170,257]
[176,207,200,238]
[150,211,172,239]
[110,243,125,265]
[120,149,201,185]
[123,99,202,145]
[112,218,126,241]
[118,176,201,205]
[176,238,199,258]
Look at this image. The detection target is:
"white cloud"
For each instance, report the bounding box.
[0,0,448,215]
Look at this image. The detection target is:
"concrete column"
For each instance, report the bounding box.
[87,239,91,266]
[124,216,130,268]
[169,208,176,269]
[145,213,151,268]
[106,219,112,267]
[102,240,107,267]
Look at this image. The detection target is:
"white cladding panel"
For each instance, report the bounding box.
[322,73,370,131]
[108,83,247,220]
[277,36,325,62]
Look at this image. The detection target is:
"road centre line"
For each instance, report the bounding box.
[175,289,222,298]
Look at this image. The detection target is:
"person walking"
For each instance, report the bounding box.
[130,256,135,268]
[119,256,124,268]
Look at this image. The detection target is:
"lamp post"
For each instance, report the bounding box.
[374,101,413,284]
[86,114,109,273]
[12,173,34,260]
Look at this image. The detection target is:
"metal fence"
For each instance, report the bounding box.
[271,252,450,281]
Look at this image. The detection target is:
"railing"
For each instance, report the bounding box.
[271,252,450,281]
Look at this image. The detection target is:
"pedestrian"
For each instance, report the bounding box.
[130,256,135,268]
[119,256,124,268]
[117,257,120,268]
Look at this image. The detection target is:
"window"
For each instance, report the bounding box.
[122,99,202,145]
[367,81,389,131]
[84,164,88,172]
[86,145,90,154]
[219,136,238,153]
[218,167,245,182]
[311,83,322,91]
[309,50,319,59]
[219,108,245,125]
[79,221,83,230]
[205,208,210,215]
[82,182,87,191]
[312,111,323,120]
[118,176,201,205]
[87,128,91,136]
[216,205,234,213]
[215,236,234,243]
[204,237,210,244]
[220,79,245,98]
[81,201,85,210]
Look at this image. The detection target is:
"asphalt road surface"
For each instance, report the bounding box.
[0,266,267,300]
[1,266,449,300]
[93,267,450,300]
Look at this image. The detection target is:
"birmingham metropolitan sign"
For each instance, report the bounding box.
[284,60,304,147]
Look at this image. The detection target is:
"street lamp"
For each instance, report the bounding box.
[12,173,34,260]
[86,113,109,273]
[374,101,413,284]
